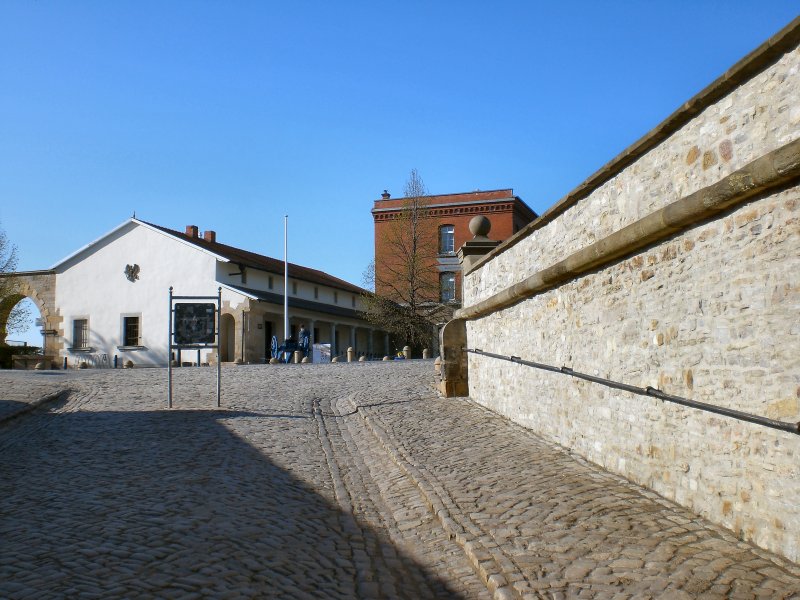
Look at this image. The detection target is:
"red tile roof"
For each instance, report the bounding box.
[142,221,366,295]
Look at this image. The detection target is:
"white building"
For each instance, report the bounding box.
[6,218,388,367]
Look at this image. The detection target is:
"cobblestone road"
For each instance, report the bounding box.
[1,363,798,599]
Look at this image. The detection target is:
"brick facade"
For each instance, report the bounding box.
[372,189,536,305]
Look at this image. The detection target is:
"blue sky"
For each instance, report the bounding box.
[2,2,798,344]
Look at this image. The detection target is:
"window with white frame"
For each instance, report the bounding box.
[123,316,141,346]
[440,272,456,303]
[72,319,89,349]
[439,224,455,254]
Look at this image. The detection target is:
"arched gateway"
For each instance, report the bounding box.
[0,270,61,358]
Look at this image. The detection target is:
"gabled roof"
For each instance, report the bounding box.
[140,220,366,295]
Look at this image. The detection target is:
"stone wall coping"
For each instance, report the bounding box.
[455,137,800,320]
[0,269,56,277]
[468,16,800,274]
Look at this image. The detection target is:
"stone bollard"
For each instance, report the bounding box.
[125,360,134,369]
[383,356,391,361]
[403,346,411,360]
[332,356,339,363]
[293,350,302,364]
[269,357,279,364]
[347,347,354,362]
[301,357,311,363]
[422,348,430,359]
[34,361,47,370]
[358,355,366,362]
[434,356,442,374]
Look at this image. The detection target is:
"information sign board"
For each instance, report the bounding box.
[174,303,216,345]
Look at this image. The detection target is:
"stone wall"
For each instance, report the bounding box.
[466,44,800,305]
[456,22,800,562]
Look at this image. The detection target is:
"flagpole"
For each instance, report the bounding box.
[284,215,289,342]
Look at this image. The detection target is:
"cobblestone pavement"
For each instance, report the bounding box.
[0,370,74,421]
[0,363,798,599]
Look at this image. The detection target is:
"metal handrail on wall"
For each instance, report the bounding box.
[465,348,800,436]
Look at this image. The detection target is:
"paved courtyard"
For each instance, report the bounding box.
[1,362,798,599]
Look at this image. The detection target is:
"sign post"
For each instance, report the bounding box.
[167,287,223,408]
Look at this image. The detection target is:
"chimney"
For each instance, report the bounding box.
[185,225,199,238]
[381,190,391,200]
[203,230,216,243]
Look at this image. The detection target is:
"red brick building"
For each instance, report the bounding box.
[372,188,537,306]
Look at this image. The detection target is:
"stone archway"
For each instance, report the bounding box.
[0,270,60,357]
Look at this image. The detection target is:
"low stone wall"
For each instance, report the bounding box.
[455,21,800,562]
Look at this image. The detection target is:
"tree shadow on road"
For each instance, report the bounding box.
[0,407,468,599]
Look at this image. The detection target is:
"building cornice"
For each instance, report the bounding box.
[373,199,534,221]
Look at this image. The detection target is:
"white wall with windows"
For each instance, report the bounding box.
[215,262,364,311]
[55,221,242,366]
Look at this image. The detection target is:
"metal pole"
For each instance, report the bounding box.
[168,286,173,409]
[284,215,289,342]
[217,287,221,408]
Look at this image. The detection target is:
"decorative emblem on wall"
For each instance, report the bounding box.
[124,264,140,282]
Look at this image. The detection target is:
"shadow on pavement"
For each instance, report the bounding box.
[0,407,467,599]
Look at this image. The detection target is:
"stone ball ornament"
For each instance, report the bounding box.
[469,215,492,238]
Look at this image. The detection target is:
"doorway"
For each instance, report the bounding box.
[263,320,273,361]
[220,314,236,362]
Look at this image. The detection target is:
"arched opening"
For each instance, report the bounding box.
[219,314,236,362]
[0,295,40,369]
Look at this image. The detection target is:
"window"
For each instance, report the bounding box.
[334,291,338,304]
[351,295,356,308]
[440,272,456,303]
[314,287,319,299]
[292,281,298,295]
[123,316,140,346]
[439,225,455,254]
[268,276,274,289]
[72,319,89,349]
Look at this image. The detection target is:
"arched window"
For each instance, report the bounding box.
[440,272,456,303]
[439,224,455,255]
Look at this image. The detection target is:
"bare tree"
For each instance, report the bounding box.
[0,225,31,337]
[363,169,451,352]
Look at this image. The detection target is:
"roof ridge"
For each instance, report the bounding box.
[138,219,366,294]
